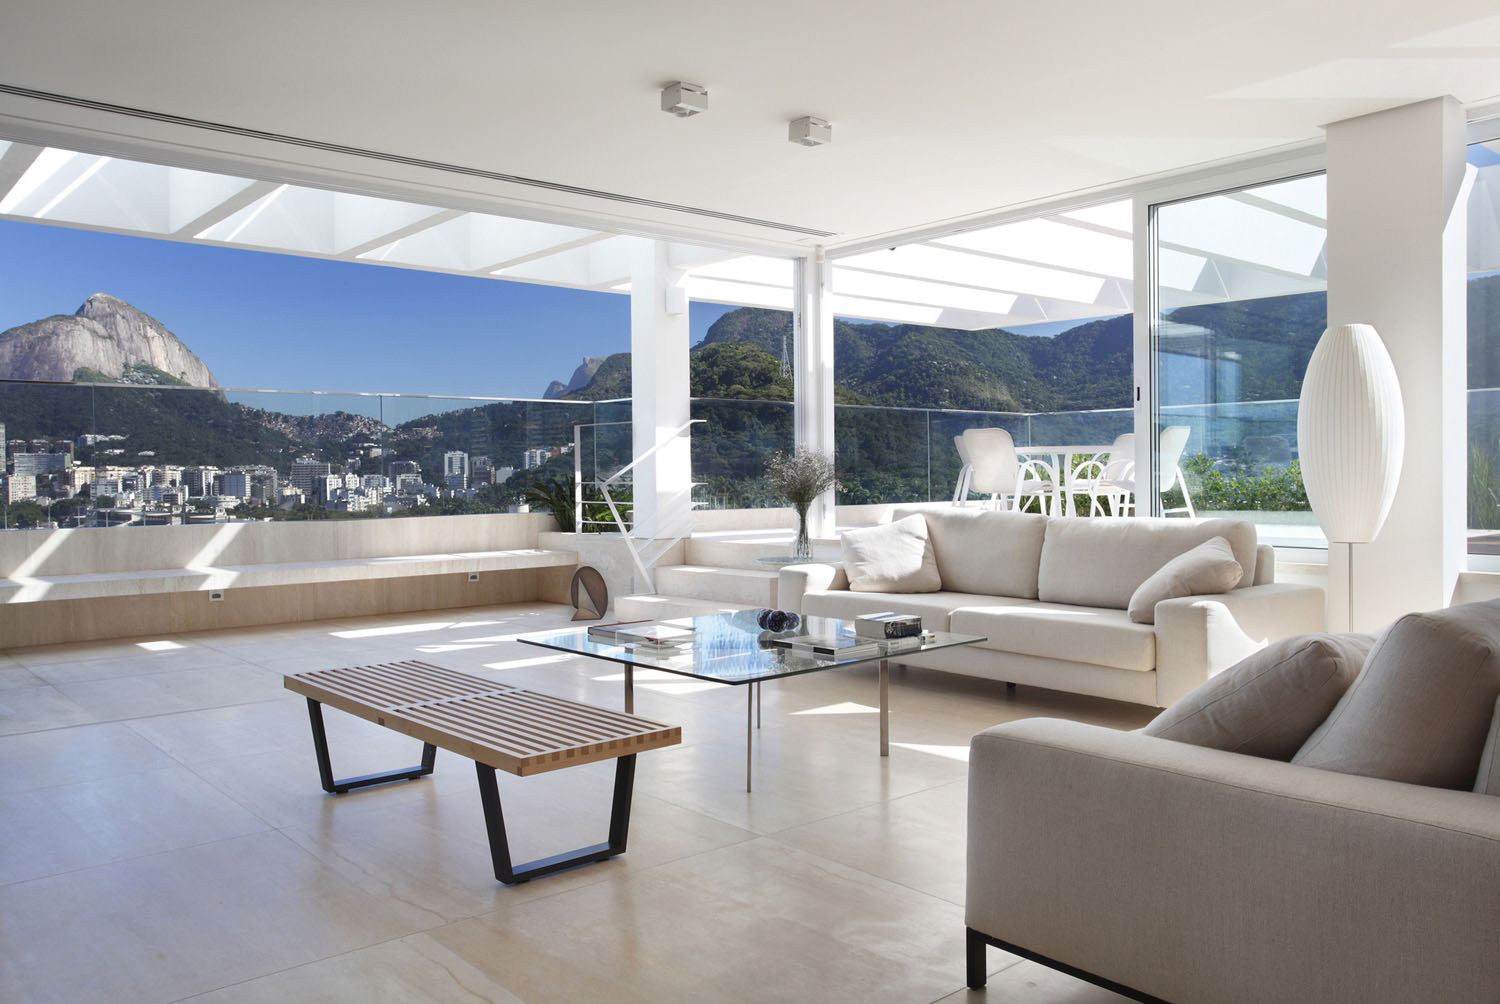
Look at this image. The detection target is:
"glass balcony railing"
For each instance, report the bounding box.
[4,378,1491,554]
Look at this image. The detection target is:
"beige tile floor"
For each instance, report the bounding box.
[0,602,1156,1004]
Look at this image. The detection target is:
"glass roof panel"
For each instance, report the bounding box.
[1245,174,1326,219]
[1158,195,1324,277]
[1059,200,1132,233]
[934,217,1133,278]
[838,244,1107,304]
[832,268,1018,314]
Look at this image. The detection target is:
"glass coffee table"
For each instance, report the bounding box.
[518,610,985,791]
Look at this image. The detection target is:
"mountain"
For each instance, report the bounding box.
[543,357,606,398]
[0,293,219,387]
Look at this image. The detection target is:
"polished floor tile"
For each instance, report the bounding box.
[0,764,269,884]
[0,683,97,735]
[0,599,1155,1003]
[0,830,436,1003]
[0,721,176,794]
[427,837,971,1004]
[178,934,527,1003]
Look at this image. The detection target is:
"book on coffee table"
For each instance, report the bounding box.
[586,619,651,643]
[769,634,883,660]
[613,623,696,649]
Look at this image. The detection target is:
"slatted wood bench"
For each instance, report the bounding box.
[284,660,680,884]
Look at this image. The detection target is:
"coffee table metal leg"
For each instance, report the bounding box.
[879,659,889,756]
[746,685,753,792]
[756,680,761,728]
[623,663,634,714]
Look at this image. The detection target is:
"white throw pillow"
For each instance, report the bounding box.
[1126,535,1243,624]
[841,515,942,593]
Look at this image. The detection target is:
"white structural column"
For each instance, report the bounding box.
[794,250,837,538]
[629,237,693,540]
[1325,96,1469,630]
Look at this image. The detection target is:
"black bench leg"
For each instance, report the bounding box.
[476,754,638,885]
[967,926,988,989]
[305,698,437,794]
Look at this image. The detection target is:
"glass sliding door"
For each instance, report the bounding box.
[1151,174,1328,547]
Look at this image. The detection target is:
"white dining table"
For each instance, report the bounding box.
[1017,444,1113,517]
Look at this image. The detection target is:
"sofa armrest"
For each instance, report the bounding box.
[1153,582,1326,706]
[776,562,848,613]
[968,719,1500,1004]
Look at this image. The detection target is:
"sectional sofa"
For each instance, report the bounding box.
[777,505,1325,708]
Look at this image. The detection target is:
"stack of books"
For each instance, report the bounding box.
[854,612,923,640]
[770,634,882,660]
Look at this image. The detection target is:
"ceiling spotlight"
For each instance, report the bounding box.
[660,81,708,118]
[789,116,832,147]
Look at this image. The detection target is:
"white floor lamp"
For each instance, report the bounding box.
[1296,323,1405,632]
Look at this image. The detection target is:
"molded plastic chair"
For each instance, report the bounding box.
[1096,425,1196,517]
[1070,433,1135,516]
[953,435,974,504]
[960,427,1055,515]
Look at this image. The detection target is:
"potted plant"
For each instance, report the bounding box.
[765,449,840,561]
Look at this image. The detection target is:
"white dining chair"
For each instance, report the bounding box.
[1095,425,1196,517]
[952,434,974,504]
[961,427,1055,514]
[1070,433,1135,516]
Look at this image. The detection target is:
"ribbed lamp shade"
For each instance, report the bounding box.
[1296,324,1405,544]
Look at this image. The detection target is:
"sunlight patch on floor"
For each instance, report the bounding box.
[136,639,185,651]
[889,742,970,762]
[330,621,457,639]
[791,702,878,716]
[481,654,577,670]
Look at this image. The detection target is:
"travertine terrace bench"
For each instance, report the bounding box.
[284,660,680,884]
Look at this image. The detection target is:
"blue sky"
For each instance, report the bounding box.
[0,219,738,398]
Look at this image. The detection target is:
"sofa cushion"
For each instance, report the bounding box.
[1127,536,1243,624]
[1477,697,1500,796]
[949,602,1156,672]
[1293,599,1500,789]
[1141,632,1375,759]
[841,515,942,593]
[803,589,1022,631]
[893,505,1046,598]
[1036,517,1258,610]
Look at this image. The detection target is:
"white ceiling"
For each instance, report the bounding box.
[2,0,1500,249]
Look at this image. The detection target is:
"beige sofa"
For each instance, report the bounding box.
[778,506,1325,708]
[966,600,1500,1003]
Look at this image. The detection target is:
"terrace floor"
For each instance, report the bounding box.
[1,601,1156,1003]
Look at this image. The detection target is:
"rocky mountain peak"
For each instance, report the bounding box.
[0,294,219,388]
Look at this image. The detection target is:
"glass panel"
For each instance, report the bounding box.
[1153,175,1327,548]
[1467,138,1500,556]
[691,398,793,509]
[1,381,97,528]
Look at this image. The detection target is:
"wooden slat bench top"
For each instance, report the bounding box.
[285,660,680,777]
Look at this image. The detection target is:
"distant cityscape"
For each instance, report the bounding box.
[0,418,573,529]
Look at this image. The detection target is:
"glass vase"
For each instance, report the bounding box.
[793,505,813,561]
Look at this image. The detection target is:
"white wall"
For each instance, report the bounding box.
[1325,96,1470,631]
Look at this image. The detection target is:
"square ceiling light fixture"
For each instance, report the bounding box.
[789,116,832,147]
[660,81,708,117]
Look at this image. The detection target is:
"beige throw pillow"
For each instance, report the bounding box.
[1141,633,1374,760]
[1293,599,1500,789]
[841,515,942,593]
[1475,697,1500,796]
[1126,535,1243,624]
